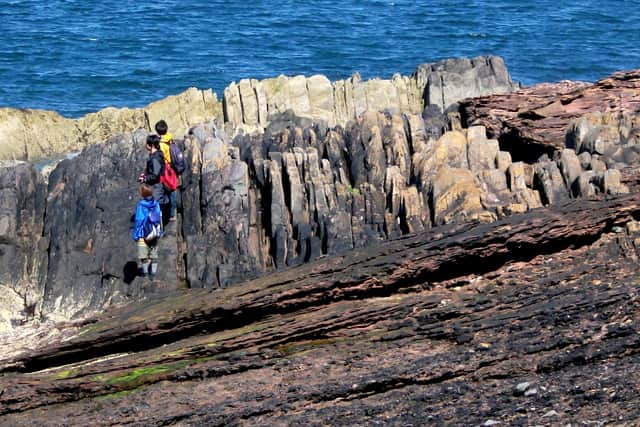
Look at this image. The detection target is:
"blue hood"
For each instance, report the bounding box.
[138,197,159,210]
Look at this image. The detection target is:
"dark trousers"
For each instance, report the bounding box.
[170,191,176,218]
[161,202,171,228]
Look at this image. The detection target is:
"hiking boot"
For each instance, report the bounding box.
[149,262,158,279]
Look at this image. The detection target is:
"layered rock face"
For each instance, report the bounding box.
[459,70,640,198]
[0,63,637,322]
[0,55,515,161]
[460,69,640,160]
[2,61,640,425]
[0,88,220,161]
[182,117,492,288]
[180,104,631,289]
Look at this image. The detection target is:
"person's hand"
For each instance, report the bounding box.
[138,173,145,183]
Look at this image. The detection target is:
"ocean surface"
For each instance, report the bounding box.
[1,0,639,118]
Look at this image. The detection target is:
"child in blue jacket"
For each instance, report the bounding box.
[132,183,162,277]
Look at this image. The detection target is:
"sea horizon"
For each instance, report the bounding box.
[1,0,639,118]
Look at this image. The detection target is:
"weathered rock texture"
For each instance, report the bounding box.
[2,62,640,424]
[40,131,182,319]
[460,69,640,162]
[0,131,190,328]
[0,163,47,330]
[178,99,633,289]
[0,88,220,161]
[1,194,640,425]
[0,55,516,161]
[0,76,634,322]
[223,55,516,130]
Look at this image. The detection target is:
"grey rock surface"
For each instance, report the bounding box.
[1,62,637,325]
[416,56,518,113]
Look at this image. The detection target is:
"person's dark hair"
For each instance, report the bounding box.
[146,134,161,149]
[155,120,168,136]
[140,183,153,198]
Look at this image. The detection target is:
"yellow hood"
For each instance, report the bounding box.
[160,132,173,144]
[159,132,173,163]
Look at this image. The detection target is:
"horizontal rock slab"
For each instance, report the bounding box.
[0,193,639,425]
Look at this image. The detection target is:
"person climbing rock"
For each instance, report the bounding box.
[139,134,171,227]
[155,119,178,221]
[132,183,162,278]
[155,119,173,167]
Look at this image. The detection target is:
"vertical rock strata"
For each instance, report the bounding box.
[223,55,517,131]
[179,108,627,290]
[0,58,637,322]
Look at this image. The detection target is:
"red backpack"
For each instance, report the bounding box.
[160,161,178,191]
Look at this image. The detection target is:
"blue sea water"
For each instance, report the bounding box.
[0,0,639,118]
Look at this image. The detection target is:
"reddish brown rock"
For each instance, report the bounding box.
[1,193,640,425]
[460,69,640,160]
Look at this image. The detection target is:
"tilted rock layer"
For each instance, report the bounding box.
[460,69,640,160]
[1,194,640,426]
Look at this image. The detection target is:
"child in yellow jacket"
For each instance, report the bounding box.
[155,119,176,220]
[155,119,173,164]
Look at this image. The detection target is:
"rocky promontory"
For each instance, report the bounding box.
[0,56,515,161]
[1,56,640,425]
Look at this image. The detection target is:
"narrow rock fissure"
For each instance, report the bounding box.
[142,111,151,132]
[440,75,446,112]
[198,156,206,236]
[40,186,53,315]
[238,86,247,124]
